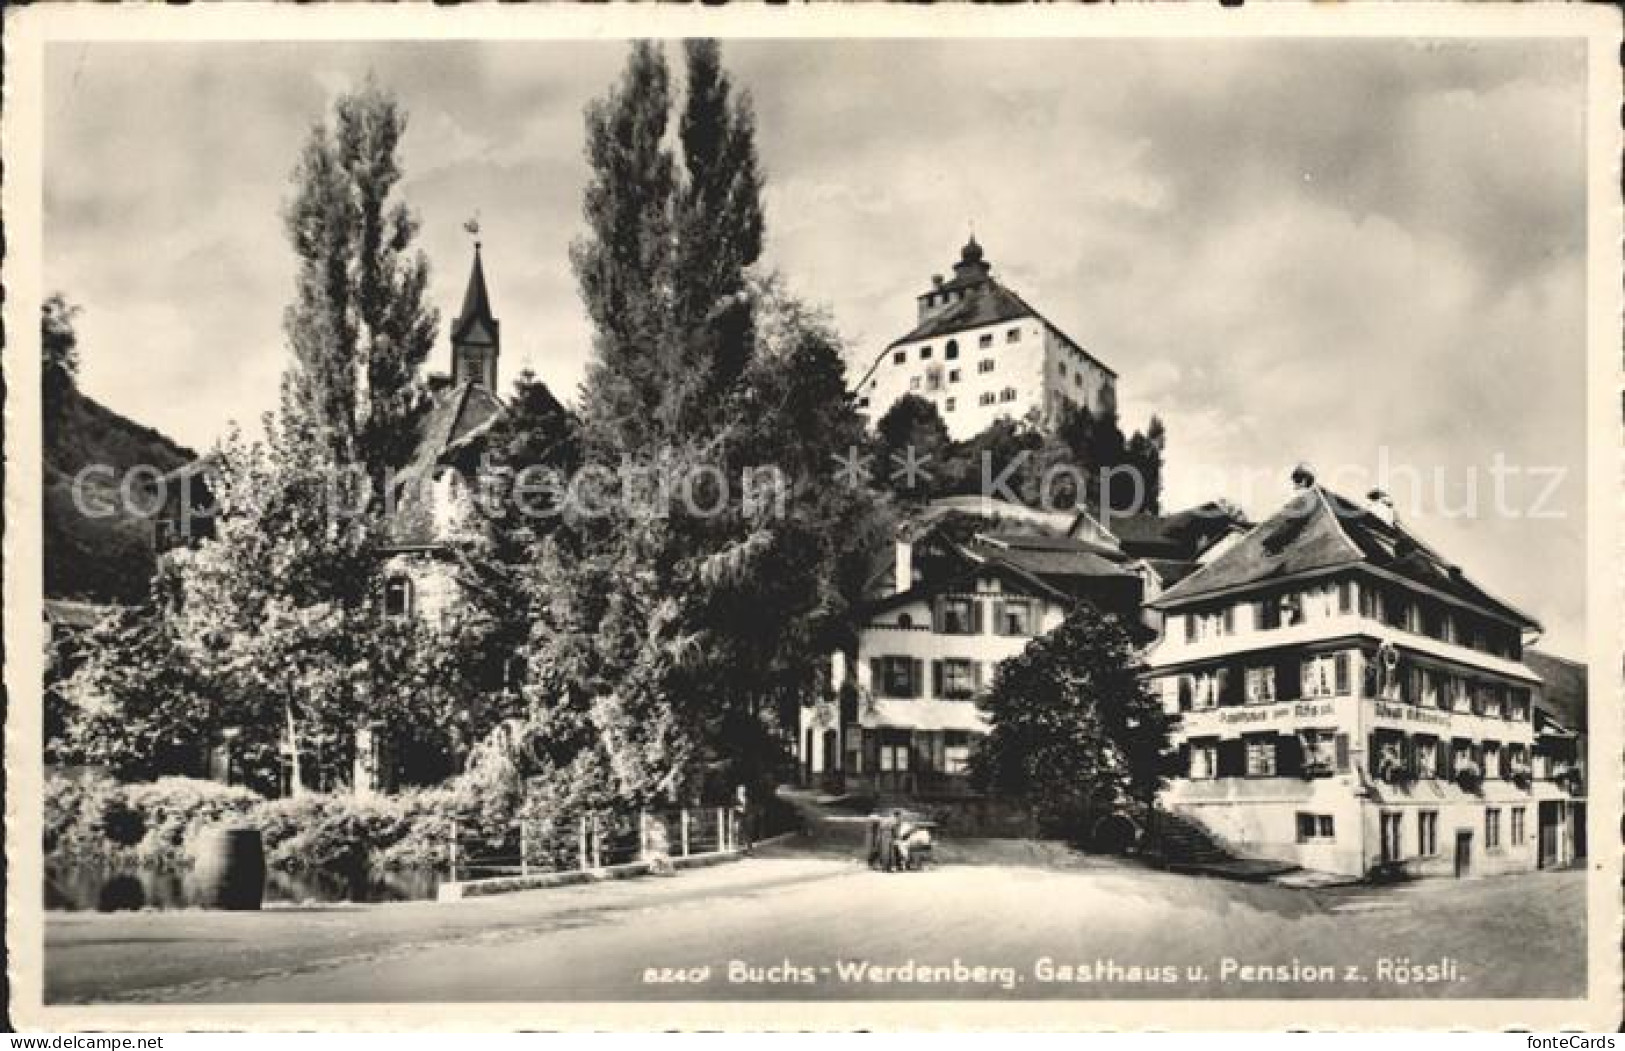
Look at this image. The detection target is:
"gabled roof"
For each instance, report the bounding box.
[888,277,1039,349]
[1526,649,1586,733]
[1152,484,1540,629]
[385,381,506,548]
[1089,501,1244,561]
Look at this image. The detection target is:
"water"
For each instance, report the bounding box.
[45,864,443,911]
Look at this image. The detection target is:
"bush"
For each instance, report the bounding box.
[45,770,260,871]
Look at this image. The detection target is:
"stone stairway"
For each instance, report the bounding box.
[1147,808,1300,882]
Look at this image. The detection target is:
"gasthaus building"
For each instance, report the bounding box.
[1145,468,1546,879]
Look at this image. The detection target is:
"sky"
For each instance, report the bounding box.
[44,37,1589,655]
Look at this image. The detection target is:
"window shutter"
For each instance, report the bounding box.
[1217,667,1237,707]
[1177,743,1191,777]
[1222,606,1235,634]
[1276,657,1301,701]
[1278,733,1304,777]
[869,658,884,696]
[1184,615,1196,643]
[1338,580,1353,614]
[971,600,984,635]
[1334,653,1350,695]
[1218,739,1246,778]
[1334,733,1350,772]
[973,661,985,692]
[992,601,1007,636]
[910,658,925,699]
[931,660,943,699]
[1299,658,1314,697]
[1178,675,1193,712]
[931,599,944,635]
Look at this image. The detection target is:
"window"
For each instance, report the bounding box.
[1300,730,1340,774]
[1006,327,1021,343]
[1301,653,1350,698]
[1415,735,1439,778]
[1058,362,1068,377]
[979,392,996,406]
[1192,607,1233,641]
[944,398,956,412]
[893,351,906,364]
[997,599,1034,636]
[925,366,944,393]
[1190,670,1223,711]
[896,613,914,628]
[1189,739,1218,780]
[938,596,979,635]
[1484,741,1503,779]
[944,733,971,775]
[878,744,910,773]
[857,396,870,409]
[999,387,1018,403]
[979,359,996,374]
[945,340,959,359]
[1244,666,1276,704]
[1296,813,1335,843]
[1483,684,1504,719]
[948,369,961,383]
[1485,808,1502,851]
[1074,372,1084,388]
[1256,596,1283,630]
[909,376,922,391]
[979,333,993,349]
[1245,735,1277,777]
[383,577,414,619]
[1420,669,1442,708]
[1418,811,1439,856]
[879,656,919,698]
[1511,807,1526,846]
[920,346,933,360]
[937,659,980,700]
[1380,811,1404,864]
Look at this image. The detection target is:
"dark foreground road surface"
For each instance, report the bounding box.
[46,834,1587,1004]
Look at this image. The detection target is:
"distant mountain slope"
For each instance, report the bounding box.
[44,382,195,604]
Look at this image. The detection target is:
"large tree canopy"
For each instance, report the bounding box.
[970,603,1176,841]
[280,76,440,482]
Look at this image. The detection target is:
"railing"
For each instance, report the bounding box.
[447,806,741,883]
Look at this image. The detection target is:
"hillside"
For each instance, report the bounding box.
[44,382,195,604]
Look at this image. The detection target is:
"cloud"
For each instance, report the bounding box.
[42,37,1589,653]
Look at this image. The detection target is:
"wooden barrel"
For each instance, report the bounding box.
[191,827,266,910]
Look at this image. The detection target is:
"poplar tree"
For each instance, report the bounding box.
[280,77,439,483]
[531,41,883,805]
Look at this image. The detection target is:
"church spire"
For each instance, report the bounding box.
[450,238,499,390]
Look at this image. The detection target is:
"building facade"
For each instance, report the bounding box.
[854,238,1117,440]
[798,496,1149,798]
[1146,471,1545,879]
[1526,649,1588,869]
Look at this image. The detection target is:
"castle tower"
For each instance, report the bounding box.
[450,242,499,390]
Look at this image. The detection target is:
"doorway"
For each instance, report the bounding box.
[1454,831,1472,878]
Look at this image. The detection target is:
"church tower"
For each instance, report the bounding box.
[450,242,499,390]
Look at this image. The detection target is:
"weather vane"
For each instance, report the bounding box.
[463,212,482,247]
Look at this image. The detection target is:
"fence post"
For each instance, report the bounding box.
[577,815,587,871]
[591,814,602,869]
[717,806,728,852]
[681,808,691,857]
[448,818,459,882]
[520,815,531,878]
[638,809,648,860]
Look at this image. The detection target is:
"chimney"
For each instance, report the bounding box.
[1290,463,1316,489]
[894,532,914,595]
[1366,488,1397,527]
[932,274,944,288]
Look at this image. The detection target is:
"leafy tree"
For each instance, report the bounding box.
[43,293,82,411]
[571,41,679,457]
[280,77,439,483]
[969,603,1176,842]
[55,605,217,783]
[533,40,885,806]
[872,394,953,503]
